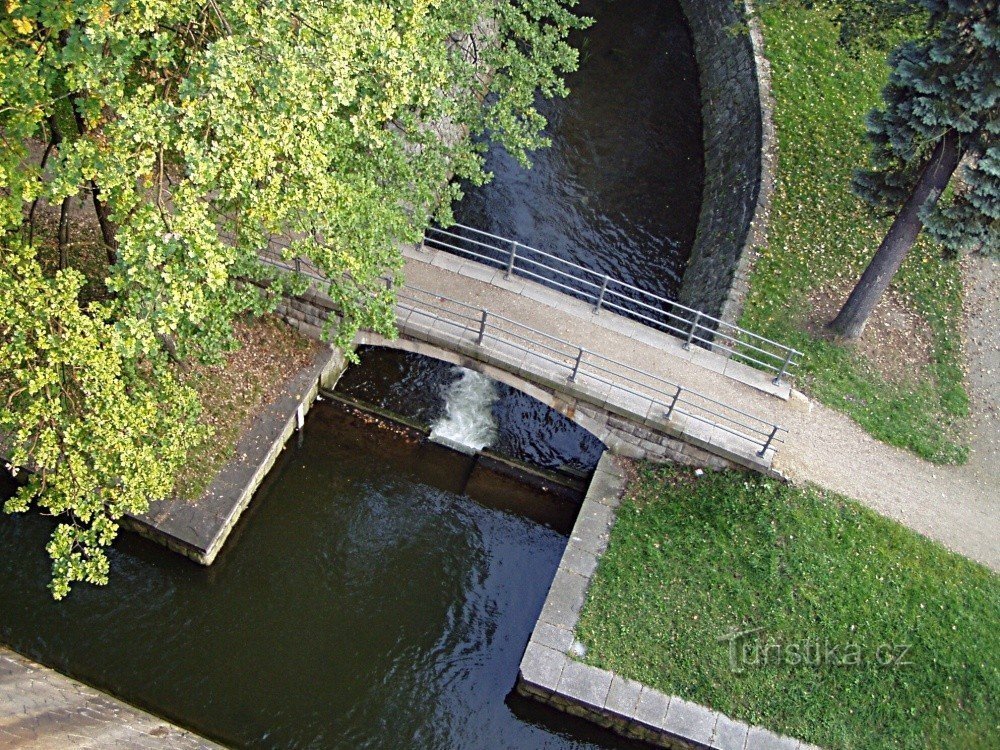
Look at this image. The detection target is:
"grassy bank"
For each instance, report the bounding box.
[576,465,999,749]
[742,1,968,463]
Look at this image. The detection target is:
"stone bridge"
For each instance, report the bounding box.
[272,241,794,476]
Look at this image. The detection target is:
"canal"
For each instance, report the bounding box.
[0,0,707,743]
[452,0,703,300]
[0,350,642,749]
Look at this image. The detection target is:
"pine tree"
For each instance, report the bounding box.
[828,0,998,339]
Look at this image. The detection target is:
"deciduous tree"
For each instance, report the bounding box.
[0,0,585,596]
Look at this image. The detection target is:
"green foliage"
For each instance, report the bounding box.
[577,464,1000,750]
[0,0,585,596]
[741,1,969,463]
[0,244,205,599]
[852,0,998,255]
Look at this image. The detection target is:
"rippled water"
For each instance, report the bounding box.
[336,347,606,476]
[452,0,703,299]
[0,401,642,749]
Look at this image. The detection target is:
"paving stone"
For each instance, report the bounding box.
[746,725,801,749]
[530,621,574,653]
[539,569,589,630]
[631,686,671,730]
[604,674,643,720]
[556,660,613,711]
[711,713,751,750]
[664,696,719,746]
[560,543,599,578]
[519,642,567,695]
[585,468,625,508]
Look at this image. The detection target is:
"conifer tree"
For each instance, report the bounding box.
[828,0,998,339]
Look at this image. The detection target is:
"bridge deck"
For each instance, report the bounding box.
[402,247,999,571]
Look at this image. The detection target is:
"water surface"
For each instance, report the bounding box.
[0,402,638,750]
[335,347,606,475]
[452,0,703,299]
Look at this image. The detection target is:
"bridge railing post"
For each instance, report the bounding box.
[569,347,585,382]
[477,309,489,345]
[684,312,702,350]
[505,241,518,279]
[595,275,609,314]
[758,425,780,456]
[772,350,794,386]
[665,385,682,420]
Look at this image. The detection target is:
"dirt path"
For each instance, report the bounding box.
[962,254,999,492]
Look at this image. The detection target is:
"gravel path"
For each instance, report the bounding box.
[405,249,999,571]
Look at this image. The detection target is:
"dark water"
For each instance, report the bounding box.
[453,0,703,299]
[336,346,606,476]
[0,402,641,749]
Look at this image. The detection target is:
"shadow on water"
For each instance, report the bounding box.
[0,400,643,749]
[452,0,703,300]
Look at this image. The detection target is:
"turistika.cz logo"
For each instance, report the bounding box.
[717,626,913,673]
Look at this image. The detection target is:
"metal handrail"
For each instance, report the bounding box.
[257,249,786,458]
[395,283,785,458]
[423,223,802,384]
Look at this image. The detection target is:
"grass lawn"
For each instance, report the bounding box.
[576,464,999,750]
[742,1,969,464]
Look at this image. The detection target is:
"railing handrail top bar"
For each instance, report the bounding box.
[427,224,802,358]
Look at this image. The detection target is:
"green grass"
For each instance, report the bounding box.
[742,2,968,464]
[576,465,1000,750]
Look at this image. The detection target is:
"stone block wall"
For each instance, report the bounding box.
[676,0,776,327]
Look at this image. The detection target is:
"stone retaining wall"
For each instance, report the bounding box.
[677,0,776,327]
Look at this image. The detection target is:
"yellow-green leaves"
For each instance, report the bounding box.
[1,0,585,596]
[0,244,205,599]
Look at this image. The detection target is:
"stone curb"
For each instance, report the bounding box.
[516,453,820,750]
[124,346,349,565]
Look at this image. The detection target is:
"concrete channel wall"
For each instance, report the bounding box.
[124,346,349,565]
[676,0,776,327]
[0,647,223,750]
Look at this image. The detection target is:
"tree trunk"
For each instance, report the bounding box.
[90,187,119,266]
[827,129,962,339]
[57,196,72,271]
[70,101,119,266]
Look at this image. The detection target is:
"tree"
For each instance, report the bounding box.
[0,0,585,597]
[827,0,998,339]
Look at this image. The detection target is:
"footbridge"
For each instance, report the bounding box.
[264,226,800,475]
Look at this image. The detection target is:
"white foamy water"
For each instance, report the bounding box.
[429,368,499,452]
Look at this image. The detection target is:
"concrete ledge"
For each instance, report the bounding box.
[517,453,818,750]
[0,646,223,749]
[124,346,348,565]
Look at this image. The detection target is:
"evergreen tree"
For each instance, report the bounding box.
[828,0,998,339]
